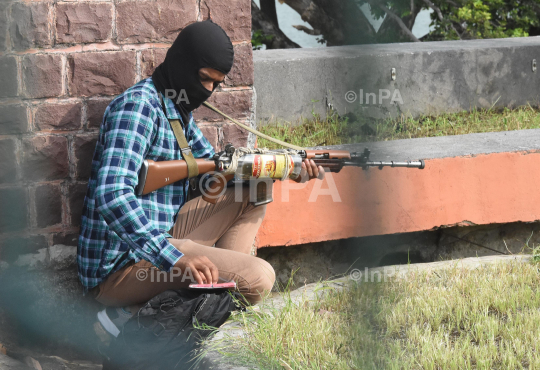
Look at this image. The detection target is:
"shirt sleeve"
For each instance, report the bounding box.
[186,113,216,159]
[94,99,183,272]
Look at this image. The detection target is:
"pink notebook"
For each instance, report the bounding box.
[189,281,237,289]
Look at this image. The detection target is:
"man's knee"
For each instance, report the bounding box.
[233,257,275,305]
[252,258,276,293]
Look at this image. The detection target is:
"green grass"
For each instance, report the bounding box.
[212,258,540,369]
[256,105,540,149]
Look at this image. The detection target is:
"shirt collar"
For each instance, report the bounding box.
[151,78,192,125]
[161,95,182,120]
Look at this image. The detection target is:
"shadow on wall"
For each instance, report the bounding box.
[0,254,102,362]
[257,230,438,289]
[0,2,104,358]
[258,221,540,289]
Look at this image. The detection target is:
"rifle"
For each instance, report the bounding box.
[136,144,425,204]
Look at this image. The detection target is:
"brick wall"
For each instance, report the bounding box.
[0,0,254,263]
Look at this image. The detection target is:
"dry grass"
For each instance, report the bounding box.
[257,105,540,149]
[213,258,540,369]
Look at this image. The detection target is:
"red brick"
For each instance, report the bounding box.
[68,51,136,96]
[22,54,63,99]
[56,2,113,44]
[0,234,46,263]
[0,56,18,98]
[22,136,69,181]
[74,135,98,180]
[34,184,62,228]
[9,2,51,50]
[68,183,88,226]
[116,0,197,43]
[221,123,249,148]
[192,90,252,121]
[141,48,167,79]
[0,138,18,184]
[198,124,219,150]
[200,0,251,42]
[0,187,28,234]
[35,102,82,131]
[225,43,254,87]
[0,104,28,135]
[87,98,112,128]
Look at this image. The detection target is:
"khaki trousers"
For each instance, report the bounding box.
[94,186,276,306]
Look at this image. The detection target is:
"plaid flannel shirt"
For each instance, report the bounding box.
[77,78,215,292]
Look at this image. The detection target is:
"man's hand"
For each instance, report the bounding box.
[174,254,219,285]
[293,159,325,183]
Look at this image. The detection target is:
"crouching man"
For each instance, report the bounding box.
[77,20,324,335]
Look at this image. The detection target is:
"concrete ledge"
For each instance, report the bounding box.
[266,254,532,310]
[254,37,540,122]
[256,129,540,247]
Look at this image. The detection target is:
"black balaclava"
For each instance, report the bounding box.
[152,20,234,125]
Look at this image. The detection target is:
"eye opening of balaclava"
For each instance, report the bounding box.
[152,20,234,125]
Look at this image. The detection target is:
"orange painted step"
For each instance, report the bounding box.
[256,130,540,247]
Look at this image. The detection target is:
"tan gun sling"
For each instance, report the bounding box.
[159,94,199,179]
[168,118,199,179]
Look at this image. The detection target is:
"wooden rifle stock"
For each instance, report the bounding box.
[135,159,234,204]
[303,149,352,159]
[136,159,215,196]
[303,149,352,173]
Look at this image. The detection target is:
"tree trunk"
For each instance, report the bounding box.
[376,2,422,43]
[260,0,279,26]
[252,1,301,49]
[282,0,377,45]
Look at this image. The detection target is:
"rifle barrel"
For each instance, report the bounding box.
[344,160,425,169]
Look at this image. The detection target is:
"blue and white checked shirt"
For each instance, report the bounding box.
[77,78,215,292]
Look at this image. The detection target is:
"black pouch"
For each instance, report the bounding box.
[186,176,202,201]
[103,289,246,370]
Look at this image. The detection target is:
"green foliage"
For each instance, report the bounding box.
[426,0,540,40]
[251,30,274,50]
[356,0,540,41]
